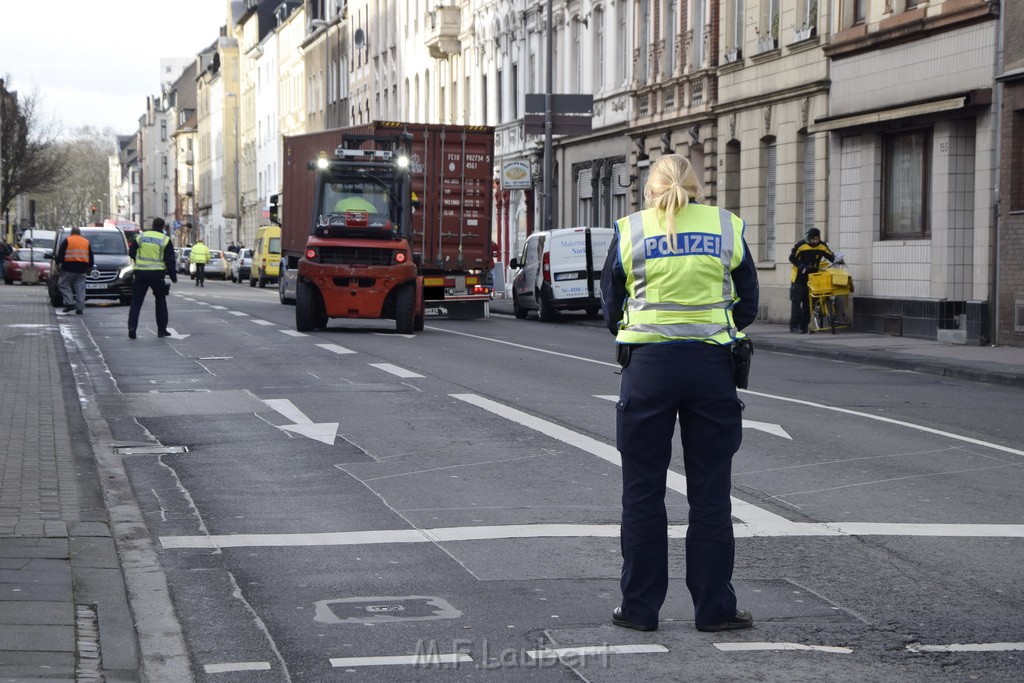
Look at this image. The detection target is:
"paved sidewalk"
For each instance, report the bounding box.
[489,297,1024,388]
[0,285,140,682]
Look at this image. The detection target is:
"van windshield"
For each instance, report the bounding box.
[80,232,127,255]
[25,238,55,250]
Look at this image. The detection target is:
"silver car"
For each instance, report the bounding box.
[189,250,230,280]
[231,248,253,283]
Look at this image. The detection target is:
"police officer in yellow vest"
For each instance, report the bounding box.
[127,217,177,339]
[600,154,759,633]
[189,237,211,287]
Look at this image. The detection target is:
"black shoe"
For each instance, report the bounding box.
[128,329,136,340]
[157,330,171,338]
[789,327,800,334]
[75,309,83,315]
[696,609,754,632]
[799,328,809,334]
[612,607,657,632]
[62,305,74,313]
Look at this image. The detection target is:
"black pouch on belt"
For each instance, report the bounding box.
[731,338,754,389]
[615,344,634,370]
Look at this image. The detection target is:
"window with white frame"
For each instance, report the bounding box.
[799,0,818,34]
[882,130,931,240]
[664,0,677,76]
[573,17,582,93]
[727,0,744,59]
[594,8,605,88]
[692,0,706,70]
[762,0,780,46]
[612,162,629,219]
[618,1,628,83]
[761,139,777,261]
[576,166,593,225]
[639,0,650,82]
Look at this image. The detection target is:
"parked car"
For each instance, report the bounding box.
[3,248,52,284]
[18,229,58,252]
[190,249,230,280]
[46,226,134,306]
[510,227,613,321]
[177,247,192,274]
[231,248,253,283]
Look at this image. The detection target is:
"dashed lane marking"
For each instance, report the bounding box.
[714,642,853,654]
[370,363,424,378]
[251,320,275,326]
[526,644,669,660]
[210,305,227,310]
[229,311,249,317]
[204,661,272,673]
[330,654,472,667]
[317,343,356,355]
[280,330,308,337]
[906,643,1024,653]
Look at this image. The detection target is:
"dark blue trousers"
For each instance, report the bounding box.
[616,342,743,629]
[128,271,170,334]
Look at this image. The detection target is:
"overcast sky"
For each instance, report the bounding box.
[1,1,230,135]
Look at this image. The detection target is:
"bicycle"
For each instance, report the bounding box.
[807,265,853,334]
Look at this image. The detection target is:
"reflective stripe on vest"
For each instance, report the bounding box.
[135,231,169,271]
[64,235,90,263]
[615,204,746,346]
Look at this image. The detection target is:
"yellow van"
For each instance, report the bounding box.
[250,226,281,288]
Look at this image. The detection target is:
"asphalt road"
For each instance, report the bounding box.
[62,279,1024,682]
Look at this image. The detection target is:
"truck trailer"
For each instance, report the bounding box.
[274,122,495,332]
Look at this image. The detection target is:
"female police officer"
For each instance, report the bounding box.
[600,154,758,632]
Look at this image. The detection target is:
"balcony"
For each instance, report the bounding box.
[425,5,461,59]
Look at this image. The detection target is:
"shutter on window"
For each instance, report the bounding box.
[766,144,777,261]
[578,168,593,199]
[803,134,816,230]
[612,163,629,195]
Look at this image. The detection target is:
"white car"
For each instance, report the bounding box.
[231,248,253,283]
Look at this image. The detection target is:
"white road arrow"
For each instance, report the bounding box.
[163,328,190,340]
[594,395,791,439]
[262,399,338,445]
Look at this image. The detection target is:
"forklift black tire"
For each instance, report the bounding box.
[295,280,317,332]
[513,292,528,319]
[395,283,416,334]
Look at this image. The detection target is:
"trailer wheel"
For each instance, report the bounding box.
[395,283,415,334]
[295,280,318,332]
[538,290,558,322]
[513,292,528,319]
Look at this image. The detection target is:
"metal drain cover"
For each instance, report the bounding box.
[314,596,462,624]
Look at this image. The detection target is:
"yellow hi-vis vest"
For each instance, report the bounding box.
[190,242,210,264]
[615,204,746,346]
[135,230,169,271]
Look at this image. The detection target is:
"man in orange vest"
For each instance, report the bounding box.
[55,227,95,314]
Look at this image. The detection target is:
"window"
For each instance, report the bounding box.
[692,0,706,70]
[162,155,168,179]
[766,0,780,42]
[801,133,816,231]
[618,1,628,83]
[729,0,744,57]
[594,9,605,88]
[639,0,650,82]
[572,18,582,92]
[511,63,519,118]
[482,75,488,124]
[160,120,167,141]
[761,140,777,261]
[724,140,741,213]
[528,50,536,94]
[853,0,866,25]
[576,166,593,225]
[612,162,629,219]
[1012,111,1024,212]
[496,69,503,123]
[800,0,818,32]
[665,0,677,75]
[882,130,931,239]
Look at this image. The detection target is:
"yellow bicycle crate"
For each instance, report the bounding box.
[808,269,853,296]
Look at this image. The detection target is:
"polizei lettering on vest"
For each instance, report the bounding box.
[140,235,165,246]
[643,232,722,259]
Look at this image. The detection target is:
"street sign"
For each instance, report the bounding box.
[500,159,532,190]
[524,94,594,135]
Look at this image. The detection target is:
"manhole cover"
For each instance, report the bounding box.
[314,596,461,624]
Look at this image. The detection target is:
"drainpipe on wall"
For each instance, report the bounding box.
[990,3,1004,345]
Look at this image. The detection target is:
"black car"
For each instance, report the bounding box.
[47,227,134,306]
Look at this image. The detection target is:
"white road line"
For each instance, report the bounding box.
[906,643,1024,653]
[371,363,424,378]
[229,311,249,317]
[741,389,1024,458]
[450,393,793,529]
[714,642,853,654]
[427,326,618,367]
[251,319,275,326]
[317,343,355,355]
[204,661,272,673]
[526,644,669,660]
[159,521,1024,549]
[280,330,308,337]
[210,305,227,310]
[330,654,472,667]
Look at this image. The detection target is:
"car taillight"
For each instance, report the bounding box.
[542,252,550,283]
[395,251,407,263]
[305,248,317,260]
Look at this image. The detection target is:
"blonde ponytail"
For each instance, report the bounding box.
[643,155,704,251]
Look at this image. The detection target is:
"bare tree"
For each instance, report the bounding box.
[0,77,67,226]
[35,126,116,229]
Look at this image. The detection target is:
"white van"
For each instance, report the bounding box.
[509,227,613,321]
[19,229,58,252]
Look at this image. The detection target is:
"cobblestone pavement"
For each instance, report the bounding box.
[0,285,139,682]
